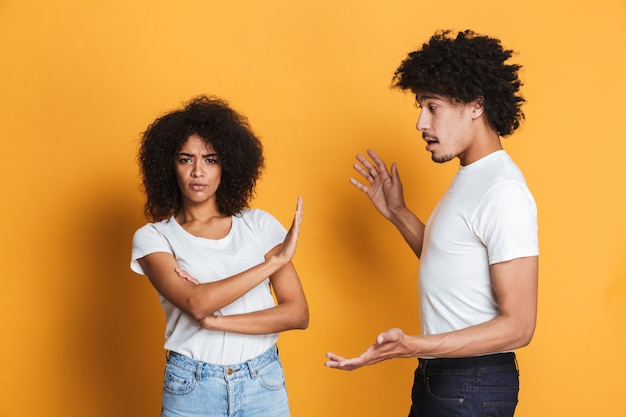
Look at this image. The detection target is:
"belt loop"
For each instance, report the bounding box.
[195,360,203,381]
[419,358,428,384]
[247,356,258,379]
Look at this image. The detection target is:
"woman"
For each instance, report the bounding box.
[130,95,309,417]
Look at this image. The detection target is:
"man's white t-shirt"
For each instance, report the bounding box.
[131,209,286,365]
[419,151,538,341]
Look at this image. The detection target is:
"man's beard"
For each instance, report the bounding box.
[432,153,455,164]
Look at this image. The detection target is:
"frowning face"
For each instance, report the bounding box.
[175,134,222,208]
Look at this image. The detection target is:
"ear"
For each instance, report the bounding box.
[470,97,485,119]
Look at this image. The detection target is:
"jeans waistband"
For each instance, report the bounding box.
[166,345,279,380]
[418,352,517,376]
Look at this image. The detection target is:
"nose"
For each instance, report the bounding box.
[416,111,429,131]
[191,160,203,177]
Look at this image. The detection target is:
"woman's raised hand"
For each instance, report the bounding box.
[275,196,303,264]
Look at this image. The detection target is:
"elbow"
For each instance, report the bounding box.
[186,294,217,321]
[300,312,310,330]
[294,307,310,330]
[519,328,535,348]
[514,321,536,349]
[515,334,533,350]
[290,305,309,330]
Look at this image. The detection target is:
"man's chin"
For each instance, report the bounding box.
[432,153,455,164]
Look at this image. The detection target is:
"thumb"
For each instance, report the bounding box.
[391,163,400,180]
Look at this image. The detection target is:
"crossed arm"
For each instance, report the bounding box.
[138,197,309,335]
[325,150,538,370]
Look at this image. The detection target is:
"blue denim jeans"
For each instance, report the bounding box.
[161,346,290,417]
[408,353,519,417]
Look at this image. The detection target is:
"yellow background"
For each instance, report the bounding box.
[1,1,625,416]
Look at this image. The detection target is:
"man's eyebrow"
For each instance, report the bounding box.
[416,93,443,102]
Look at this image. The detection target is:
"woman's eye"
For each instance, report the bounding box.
[179,157,191,163]
[206,158,219,164]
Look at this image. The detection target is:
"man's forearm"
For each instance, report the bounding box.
[405,314,535,358]
[389,207,425,258]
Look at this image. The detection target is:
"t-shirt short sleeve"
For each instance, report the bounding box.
[130,224,173,275]
[473,180,539,265]
[245,209,287,255]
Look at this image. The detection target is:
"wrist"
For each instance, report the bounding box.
[267,253,288,270]
[388,205,410,226]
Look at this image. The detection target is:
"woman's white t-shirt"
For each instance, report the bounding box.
[131,209,286,365]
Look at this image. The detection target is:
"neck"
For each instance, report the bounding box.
[459,125,503,166]
[176,202,224,225]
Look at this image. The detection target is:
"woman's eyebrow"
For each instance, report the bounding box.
[177,152,219,157]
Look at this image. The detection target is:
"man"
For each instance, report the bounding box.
[325,30,539,417]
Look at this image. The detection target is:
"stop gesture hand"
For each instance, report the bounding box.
[274,196,303,265]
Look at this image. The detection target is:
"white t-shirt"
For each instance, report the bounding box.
[130,209,286,365]
[419,151,538,341]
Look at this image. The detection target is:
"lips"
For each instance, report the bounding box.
[189,183,207,191]
[425,142,438,152]
[424,135,439,151]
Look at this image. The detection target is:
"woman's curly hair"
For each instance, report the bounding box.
[138,95,264,221]
[392,30,525,137]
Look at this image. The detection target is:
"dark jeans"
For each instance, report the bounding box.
[408,353,519,417]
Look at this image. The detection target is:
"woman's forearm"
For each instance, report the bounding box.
[186,255,287,320]
[199,302,310,335]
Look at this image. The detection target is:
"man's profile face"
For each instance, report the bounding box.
[415,92,477,165]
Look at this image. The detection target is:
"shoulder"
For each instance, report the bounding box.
[131,218,177,273]
[473,178,537,236]
[484,180,536,212]
[238,208,279,224]
[237,208,286,240]
[491,151,528,182]
[475,152,533,199]
[133,218,176,242]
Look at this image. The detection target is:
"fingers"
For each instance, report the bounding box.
[356,153,375,171]
[390,162,399,180]
[353,160,371,179]
[280,197,304,262]
[349,177,368,193]
[175,268,189,278]
[354,150,391,182]
[175,268,200,284]
[296,195,303,225]
[295,195,303,216]
[377,328,403,345]
[366,149,390,174]
[324,352,361,370]
[288,196,303,236]
[355,155,379,183]
[325,352,346,363]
